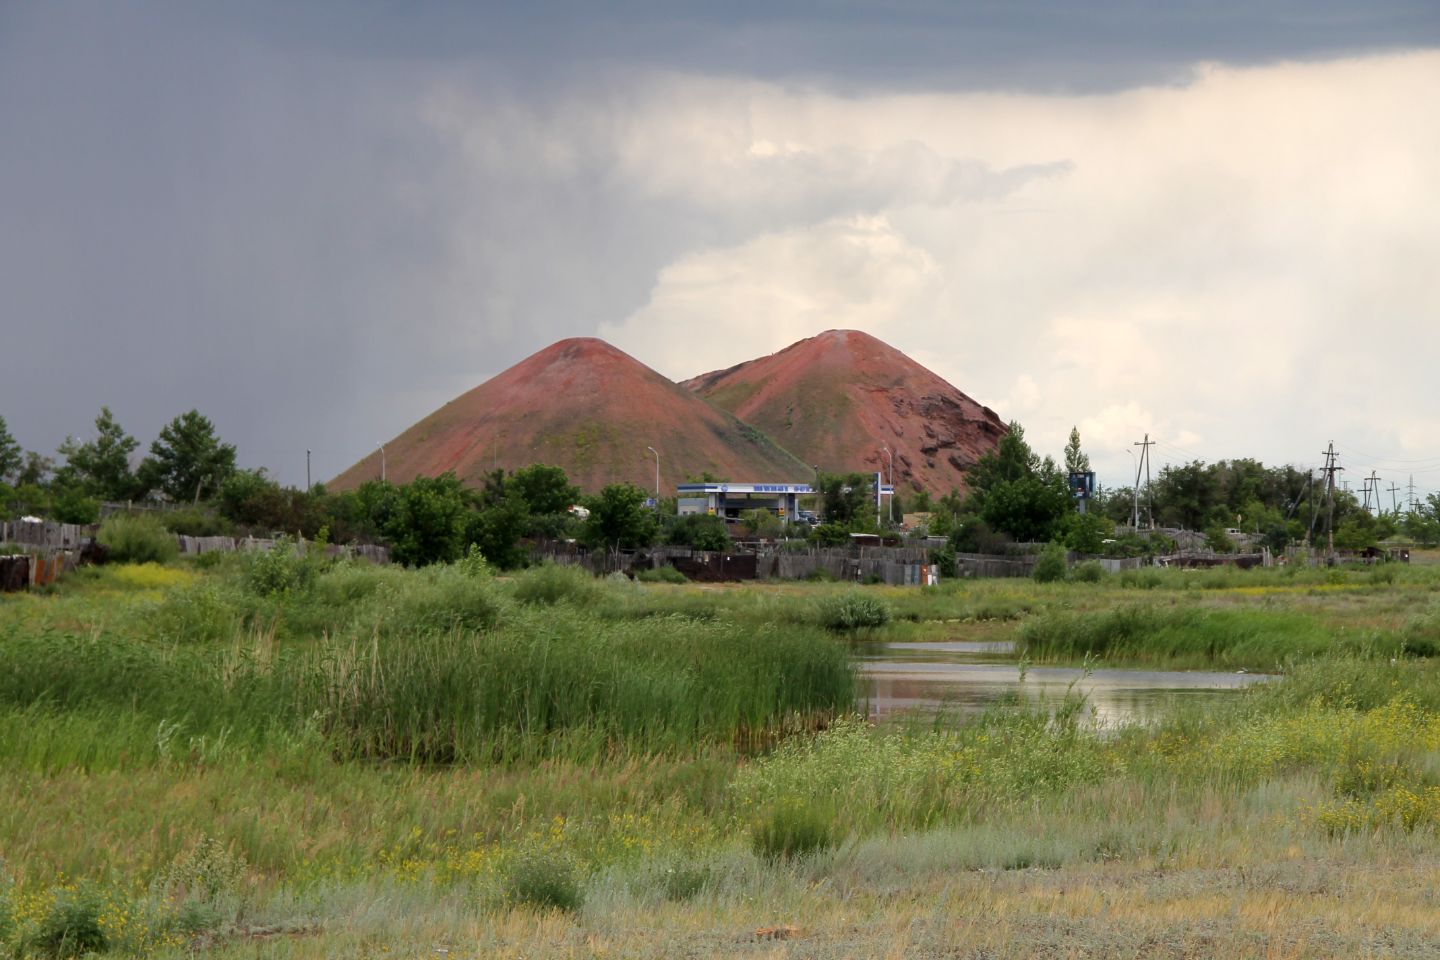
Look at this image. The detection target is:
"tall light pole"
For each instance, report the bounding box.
[646,446,660,500]
[882,444,894,525]
[306,449,311,492]
[378,443,386,483]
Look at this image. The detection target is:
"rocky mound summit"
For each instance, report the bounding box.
[683,329,1006,495]
[329,338,810,493]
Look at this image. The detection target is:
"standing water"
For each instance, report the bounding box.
[859,639,1270,727]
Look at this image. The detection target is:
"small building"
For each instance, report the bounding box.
[676,478,895,522]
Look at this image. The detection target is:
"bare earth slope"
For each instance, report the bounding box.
[330,338,811,493]
[682,329,1006,495]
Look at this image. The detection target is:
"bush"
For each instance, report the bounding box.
[804,566,838,582]
[927,544,956,577]
[1070,561,1105,583]
[27,886,106,958]
[1117,568,1163,589]
[243,535,319,596]
[636,565,687,584]
[513,563,602,606]
[375,565,504,635]
[160,507,233,537]
[750,798,839,861]
[665,514,731,552]
[504,851,584,912]
[816,591,892,631]
[1032,543,1068,583]
[98,513,179,565]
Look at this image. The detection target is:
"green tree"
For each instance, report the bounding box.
[1203,524,1236,552]
[15,451,51,487]
[508,463,581,539]
[139,410,237,501]
[56,407,141,501]
[0,415,20,483]
[1400,494,1440,546]
[1063,426,1090,475]
[385,473,469,566]
[1032,542,1068,583]
[815,472,877,529]
[965,422,1070,543]
[1061,510,1111,554]
[741,507,784,539]
[465,495,530,569]
[581,483,659,549]
[509,464,580,515]
[666,514,731,552]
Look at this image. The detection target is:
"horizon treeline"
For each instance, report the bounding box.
[3,409,1438,562]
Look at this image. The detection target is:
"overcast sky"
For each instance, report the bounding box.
[4,1,1439,501]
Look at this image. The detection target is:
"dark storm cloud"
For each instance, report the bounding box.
[208,1,1440,92]
[0,1,1435,484]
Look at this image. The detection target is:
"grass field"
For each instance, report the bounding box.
[1,554,1437,957]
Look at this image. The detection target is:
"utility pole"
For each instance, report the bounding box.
[1367,471,1381,515]
[1387,482,1400,515]
[1133,434,1155,530]
[306,449,311,492]
[1409,475,1417,513]
[377,444,386,483]
[646,446,660,500]
[1320,443,1340,561]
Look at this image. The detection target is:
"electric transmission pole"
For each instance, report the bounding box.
[1320,443,1341,561]
[1133,434,1156,530]
[1387,482,1400,515]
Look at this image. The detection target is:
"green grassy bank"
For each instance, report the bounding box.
[1,556,1437,958]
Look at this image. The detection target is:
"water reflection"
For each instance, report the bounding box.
[859,639,1270,728]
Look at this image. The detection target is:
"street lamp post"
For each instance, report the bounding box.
[646,446,660,500]
[882,444,894,525]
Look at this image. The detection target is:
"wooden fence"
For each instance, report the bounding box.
[0,519,388,592]
[530,542,940,585]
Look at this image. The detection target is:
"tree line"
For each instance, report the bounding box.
[5,408,1434,564]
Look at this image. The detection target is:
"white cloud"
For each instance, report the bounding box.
[572,53,1440,492]
[600,216,942,378]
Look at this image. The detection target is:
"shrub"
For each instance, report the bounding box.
[665,514,731,552]
[750,798,839,861]
[1032,543,1068,583]
[504,851,584,912]
[652,862,712,902]
[27,886,106,958]
[804,566,838,582]
[243,535,319,596]
[927,544,956,577]
[160,507,233,537]
[816,591,892,631]
[636,565,687,584]
[152,835,246,904]
[377,565,504,635]
[1070,561,1105,583]
[0,886,12,946]
[98,513,179,565]
[1401,611,1439,658]
[1117,568,1163,589]
[513,563,602,606]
